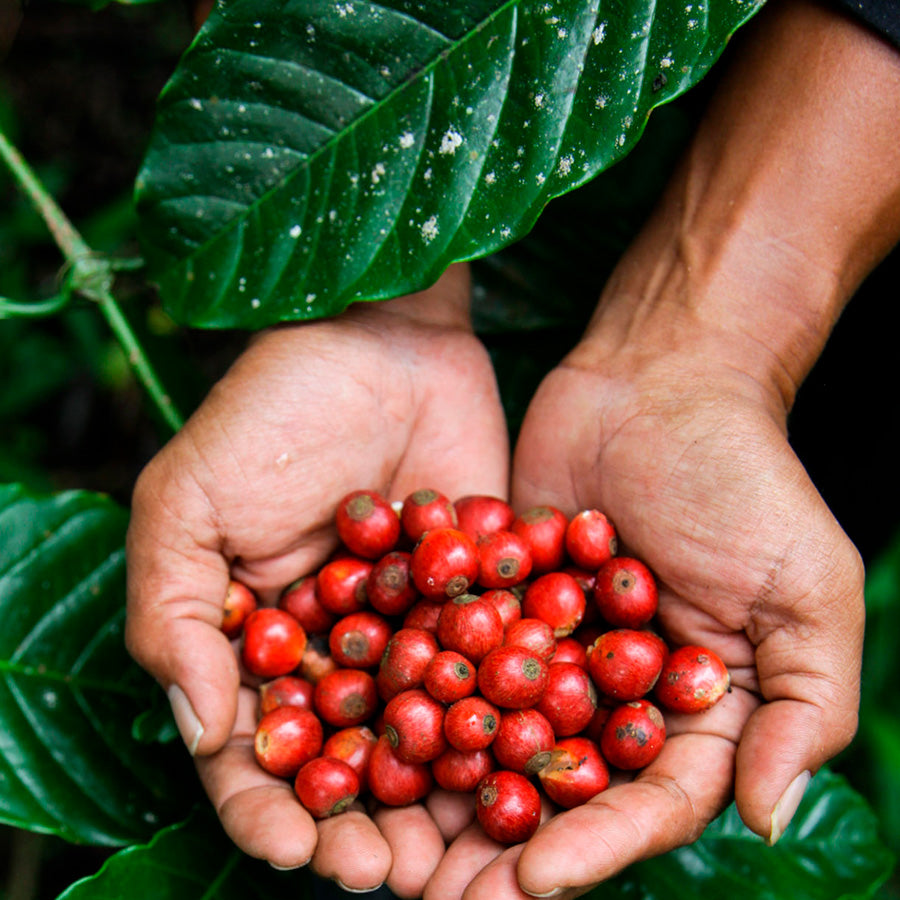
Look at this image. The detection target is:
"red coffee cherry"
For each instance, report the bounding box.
[654,645,731,713]
[511,505,569,574]
[258,675,314,715]
[221,579,258,639]
[335,489,401,559]
[593,557,658,628]
[476,530,533,589]
[294,757,360,819]
[366,551,418,616]
[536,662,598,736]
[423,650,477,704]
[522,571,586,637]
[316,557,373,616]
[400,488,457,542]
[436,593,505,664]
[313,668,378,728]
[254,706,323,778]
[503,617,557,662]
[382,688,447,763]
[328,611,393,668]
[453,495,515,541]
[477,645,549,709]
[565,509,618,570]
[410,527,480,599]
[588,629,668,702]
[476,770,542,844]
[538,736,610,808]
[443,696,500,752]
[600,699,666,770]
[431,746,495,793]
[376,627,440,701]
[322,725,378,793]
[241,608,307,678]
[367,734,433,806]
[481,588,522,629]
[279,575,337,635]
[492,708,557,775]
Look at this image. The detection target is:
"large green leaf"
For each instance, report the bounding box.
[57,807,313,900]
[0,484,194,845]
[593,768,894,900]
[136,0,763,329]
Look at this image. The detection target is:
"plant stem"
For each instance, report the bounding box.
[0,128,184,432]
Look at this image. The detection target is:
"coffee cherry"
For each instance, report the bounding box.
[279,575,337,635]
[431,747,495,792]
[316,557,372,616]
[600,699,666,770]
[423,650,477,704]
[328,611,392,668]
[477,645,549,709]
[492,708,556,775]
[587,629,667,701]
[400,488,457,542]
[314,668,378,728]
[511,505,568,574]
[538,736,609,808]
[481,588,522,629]
[254,706,323,777]
[593,557,658,628]
[383,688,447,763]
[241,608,307,678]
[294,757,360,818]
[565,509,618,570]
[367,734,433,806]
[436,593,504,664]
[221,579,258,639]
[503,617,557,662]
[522,571,586,638]
[476,530,533,589]
[655,645,730,713]
[258,675,314,715]
[366,551,418,616]
[443,696,500,751]
[410,527,479,599]
[536,662,598,737]
[453,495,515,541]
[322,725,378,793]
[335,489,401,559]
[376,627,440,701]
[476,771,541,844]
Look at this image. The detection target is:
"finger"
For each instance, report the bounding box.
[371,803,446,898]
[311,807,392,893]
[425,789,477,842]
[735,554,865,842]
[514,730,738,897]
[126,452,239,755]
[424,796,555,900]
[195,686,319,868]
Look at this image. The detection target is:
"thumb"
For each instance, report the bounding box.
[734,543,865,843]
[125,459,240,757]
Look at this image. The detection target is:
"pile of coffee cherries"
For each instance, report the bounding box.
[222,489,730,844]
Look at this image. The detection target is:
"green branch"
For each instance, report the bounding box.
[0,128,184,433]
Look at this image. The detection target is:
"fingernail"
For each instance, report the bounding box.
[269,859,310,871]
[769,770,811,845]
[167,684,204,756]
[334,880,385,894]
[522,889,563,899]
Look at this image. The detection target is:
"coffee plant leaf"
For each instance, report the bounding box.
[56,807,313,900]
[591,768,893,900]
[0,484,194,845]
[135,0,763,329]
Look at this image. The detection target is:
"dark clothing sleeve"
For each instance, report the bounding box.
[830,0,900,49]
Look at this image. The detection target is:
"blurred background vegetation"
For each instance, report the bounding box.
[1,1,899,897]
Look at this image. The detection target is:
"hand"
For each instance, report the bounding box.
[125,263,509,895]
